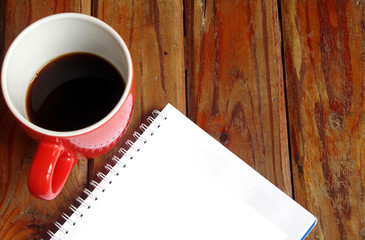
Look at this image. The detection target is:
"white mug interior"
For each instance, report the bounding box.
[1,13,132,137]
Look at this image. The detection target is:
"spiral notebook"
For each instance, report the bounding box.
[47,103,316,240]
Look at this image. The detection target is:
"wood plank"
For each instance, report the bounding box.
[89,1,186,180]
[280,0,365,239]
[0,1,91,239]
[184,0,292,195]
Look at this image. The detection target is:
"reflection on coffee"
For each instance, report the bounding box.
[26,52,125,131]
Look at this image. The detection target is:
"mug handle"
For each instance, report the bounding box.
[28,139,76,200]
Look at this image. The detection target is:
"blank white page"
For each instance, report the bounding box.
[52,103,316,240]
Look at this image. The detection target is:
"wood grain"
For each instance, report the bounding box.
[184,0,292,195]
[89,0,186,180]
[5,0,365,239]
[0,1,91,239]
[281,0,365,239]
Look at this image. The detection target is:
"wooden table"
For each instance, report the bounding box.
[0,1,364,239]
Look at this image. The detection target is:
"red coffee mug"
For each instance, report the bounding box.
[1,13,135,200]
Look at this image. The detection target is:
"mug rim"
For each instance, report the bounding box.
[1,13,133,138]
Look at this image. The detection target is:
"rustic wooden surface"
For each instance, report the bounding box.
[0,0,363,239]
[281,1,365,239]
[184,0,292,196]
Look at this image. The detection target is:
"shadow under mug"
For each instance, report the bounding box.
[1,13,135,200]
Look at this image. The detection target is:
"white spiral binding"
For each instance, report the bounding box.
[96,172,111,184]
[54,221,68,234]
[140,123,154,136]
[69,204,83,218]
[90,180,106,192]
[61,213,75,226]
[133,132,147,144]
[47,230,60,240]
[119,148,133,160]
[48,109,167,240]
[104,163,118,175]
[76,196,91,209]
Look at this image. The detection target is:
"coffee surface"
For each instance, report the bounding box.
[26,52,125,131]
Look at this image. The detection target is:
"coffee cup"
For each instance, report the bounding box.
[1,13,135,200]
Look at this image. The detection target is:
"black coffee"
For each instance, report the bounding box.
[26,52,125,131]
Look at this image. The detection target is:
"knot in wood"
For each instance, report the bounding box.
[327,112,344,131]
[219,132,228,144]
